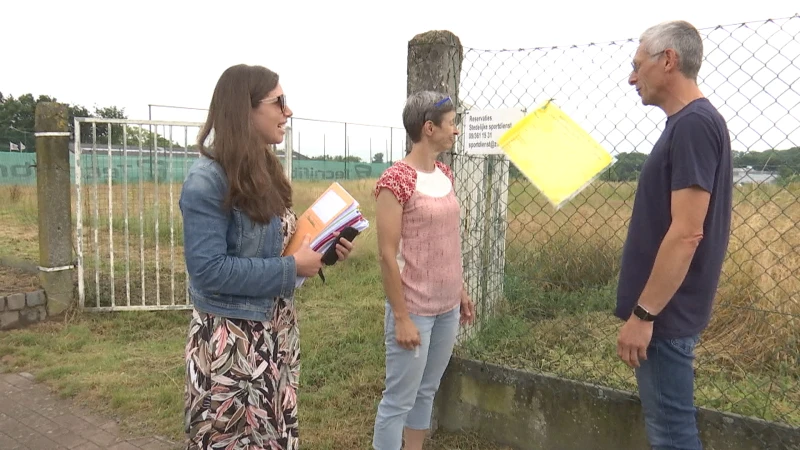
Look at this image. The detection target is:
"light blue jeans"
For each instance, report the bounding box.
[372,301,460,450]
[635,335,703,450]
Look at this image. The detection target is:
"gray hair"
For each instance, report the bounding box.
[640,20,704,81]
[402,91,456,143]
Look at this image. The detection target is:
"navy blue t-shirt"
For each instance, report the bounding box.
[615,98,733,339]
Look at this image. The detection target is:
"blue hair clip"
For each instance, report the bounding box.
[434,96,452,107]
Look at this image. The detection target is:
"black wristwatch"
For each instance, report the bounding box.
[633,304,657,321]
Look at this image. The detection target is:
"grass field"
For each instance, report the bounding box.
[0,180,511,449]
[462,178,800,427]
[0,174,798,447]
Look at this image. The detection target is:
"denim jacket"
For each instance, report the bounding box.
[179,155,296,321]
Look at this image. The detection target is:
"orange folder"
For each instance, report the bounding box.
[283,182,359,257]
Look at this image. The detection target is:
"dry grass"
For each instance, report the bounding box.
[7,184,23,203]
[0,265,40,297]
[0,185,39,261]
[484,177,800,426]
[1,174,799,434]
[0,176,800,368]
[0,178,514,449]
[706,185,800,374]
[3,176,798,371]
[500,177,800,375]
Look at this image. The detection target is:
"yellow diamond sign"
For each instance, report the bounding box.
[497,100,615,209]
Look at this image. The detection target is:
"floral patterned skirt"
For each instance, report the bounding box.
[184,298,299,450]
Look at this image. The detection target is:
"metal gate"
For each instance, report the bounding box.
[73,118,202,311]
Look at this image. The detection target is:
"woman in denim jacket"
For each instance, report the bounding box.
[180,64,353,450]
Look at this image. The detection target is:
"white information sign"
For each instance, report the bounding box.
[463,108,524,155]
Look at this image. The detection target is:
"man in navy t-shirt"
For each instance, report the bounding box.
[615,20,733,450]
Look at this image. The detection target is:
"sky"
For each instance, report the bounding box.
[3,0,798,161]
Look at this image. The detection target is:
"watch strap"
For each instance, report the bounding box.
[633,304,657,321]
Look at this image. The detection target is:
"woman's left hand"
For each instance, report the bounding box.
[460,292,475,325]
[334,232,355,261]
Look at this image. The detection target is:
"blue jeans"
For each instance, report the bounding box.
[372,302,460,450]
[635,335,702,450]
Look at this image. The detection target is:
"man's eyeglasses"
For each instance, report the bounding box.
[260,94,287,114]
[631,50,666,74]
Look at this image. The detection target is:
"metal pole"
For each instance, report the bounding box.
[284,121,293,181]
[344,122,348,180]
[148,104,153,181]
[287,117,294,175]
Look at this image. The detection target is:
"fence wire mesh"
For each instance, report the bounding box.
[451,14,800,441]
[150,103,407,183]
[68,116,405,311]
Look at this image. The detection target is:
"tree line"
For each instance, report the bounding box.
[2,92,390,164]
[598,149,800,183]
[1,92,177,150]
[508,149,800,184]
[7,92,794,180]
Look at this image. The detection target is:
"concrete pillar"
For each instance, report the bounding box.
[406,30,464,167]
[35,102,74,317]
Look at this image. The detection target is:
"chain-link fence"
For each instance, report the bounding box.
[451,13,800,441]
[285,117,404,183]
[1,127,34,153]
[148,103,406,183]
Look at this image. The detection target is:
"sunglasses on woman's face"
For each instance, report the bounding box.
[260,94,287,114]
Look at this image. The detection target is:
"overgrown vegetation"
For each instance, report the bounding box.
[0,179,511,449]
[460,178,800,427]
[1,175,798,445]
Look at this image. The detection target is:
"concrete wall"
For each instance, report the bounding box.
[0,258,51,330]
[433,356,800,450]
[0,290,48,330]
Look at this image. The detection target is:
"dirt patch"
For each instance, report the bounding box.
[0,265,40,297]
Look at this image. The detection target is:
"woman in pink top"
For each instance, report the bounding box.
[371,91,475,450]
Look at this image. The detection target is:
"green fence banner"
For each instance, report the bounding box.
[0,152,391,185]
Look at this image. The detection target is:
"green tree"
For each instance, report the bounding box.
[93,105,127,145]
[0,93,54,132]
[1,92,181,149]
[70,104,93,143]
[601,152,649,182]
[372,152,384,163]
[734,147,800,183]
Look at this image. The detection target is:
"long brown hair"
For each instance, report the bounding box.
[198,64,292,223]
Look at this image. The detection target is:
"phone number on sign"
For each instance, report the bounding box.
[468,132,489,140]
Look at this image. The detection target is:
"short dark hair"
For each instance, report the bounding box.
[402,91,456,143]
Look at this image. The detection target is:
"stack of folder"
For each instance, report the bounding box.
[283,182,369,287]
